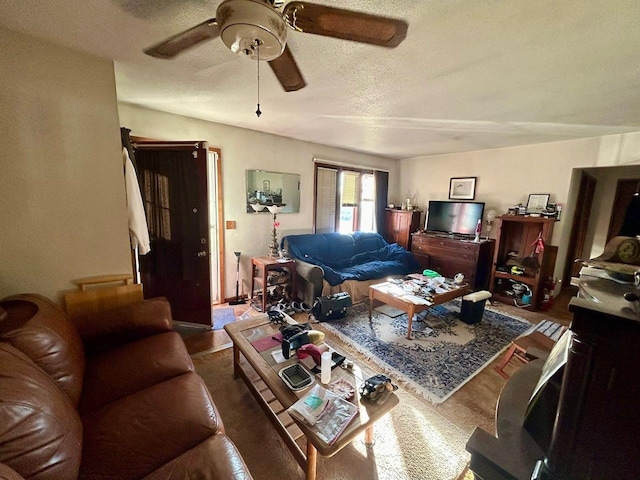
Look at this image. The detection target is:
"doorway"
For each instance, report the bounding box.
[606,178,640,241]
[133,140,220,325]
[563,171,597,287]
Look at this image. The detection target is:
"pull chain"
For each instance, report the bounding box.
[255,40,262,118]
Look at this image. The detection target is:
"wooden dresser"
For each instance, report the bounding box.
[411,233,495,290]
[383,209,421,250]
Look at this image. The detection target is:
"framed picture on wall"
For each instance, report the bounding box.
[449,177,477,200]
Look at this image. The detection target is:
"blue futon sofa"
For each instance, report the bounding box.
[282,232,420,304]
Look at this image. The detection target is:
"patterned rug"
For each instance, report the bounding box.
[321,301,532,404]
[212,307,237,330]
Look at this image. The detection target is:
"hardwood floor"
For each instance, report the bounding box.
[181,302,255,356]
[541,285,576,324]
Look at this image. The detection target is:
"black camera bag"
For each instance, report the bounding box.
[311,292,352,321]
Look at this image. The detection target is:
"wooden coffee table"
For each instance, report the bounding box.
[225,315,399,480]
[369,274,470,339]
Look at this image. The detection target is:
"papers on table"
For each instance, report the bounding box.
[400,294,432,305]
[271,349,287,364]
[288,383,359,446]
[372,282,433,305]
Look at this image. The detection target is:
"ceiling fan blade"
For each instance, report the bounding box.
[268,45,306,92]
[282,1,408,48]
[144,18,219,59]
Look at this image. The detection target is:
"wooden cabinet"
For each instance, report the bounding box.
[489,216,557,310]
[535,296,640,480]
[250,256,297,312]
[383,209,421,250]
[466,295,640,480]
[410,233,495,290]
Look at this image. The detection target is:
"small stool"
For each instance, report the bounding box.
[494,331,556,380]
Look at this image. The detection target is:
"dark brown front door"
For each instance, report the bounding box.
[134,141,212,325]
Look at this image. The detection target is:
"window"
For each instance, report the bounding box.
[314,163,386,234]
[142,169,172,240]
[359,173,376,232]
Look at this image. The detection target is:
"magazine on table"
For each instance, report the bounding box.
[288,383,358,446]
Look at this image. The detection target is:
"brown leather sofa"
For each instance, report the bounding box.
[0,293,253,480]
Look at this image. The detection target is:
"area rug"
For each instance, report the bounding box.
[212,307,237,330]
[322,301,532,404]
[375,304,405,317]
[193,348,472,480]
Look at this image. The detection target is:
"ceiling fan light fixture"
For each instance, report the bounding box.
[217,0,287,61]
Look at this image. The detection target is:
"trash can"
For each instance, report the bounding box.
[460,290,492,324]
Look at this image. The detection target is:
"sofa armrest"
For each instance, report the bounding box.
[295,259,324,284]
[71,297,173,355]
[294,260,324,305]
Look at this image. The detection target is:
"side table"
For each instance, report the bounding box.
[251,256,297,312]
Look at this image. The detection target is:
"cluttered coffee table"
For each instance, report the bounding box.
[369,273,470,339]
[225,314,399,480]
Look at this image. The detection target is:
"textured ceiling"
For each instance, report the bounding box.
[2,0,640,159]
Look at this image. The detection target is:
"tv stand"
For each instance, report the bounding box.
[410,232,495,290]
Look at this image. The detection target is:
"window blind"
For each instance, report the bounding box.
[315,167,338,234]
[341,171,360,207]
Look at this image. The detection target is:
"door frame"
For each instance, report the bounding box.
[209,147,226,303]
[562,170,597,287]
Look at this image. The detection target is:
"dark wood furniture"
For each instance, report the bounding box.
[410,233,495,290]
[466,286,640,480]
[251,256,297,312]
[383,209,421,250]
[489,216,557,310]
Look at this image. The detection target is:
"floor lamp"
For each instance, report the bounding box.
[229,251,246,305]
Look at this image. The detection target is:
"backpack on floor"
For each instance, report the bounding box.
[311,292,352,321]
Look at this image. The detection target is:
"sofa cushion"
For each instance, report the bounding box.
[142,435,253,480]
[0,463,25,480]
[0,294,85,406]
[71,297,173,355]
[79,331,194,413]
[0,343,83,480]
[80,372,221,480]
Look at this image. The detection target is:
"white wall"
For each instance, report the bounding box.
[583,165,640,259]
[118,103,397,299]
[399,134,640,287]
[0,27,131,303]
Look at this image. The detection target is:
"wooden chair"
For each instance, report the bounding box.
[494,331,557,380]
[64,274,143,318]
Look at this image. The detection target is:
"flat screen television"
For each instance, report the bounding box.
[426,200,485,236]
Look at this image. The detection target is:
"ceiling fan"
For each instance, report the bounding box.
[144,0,408,92]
